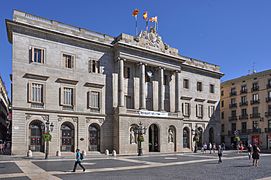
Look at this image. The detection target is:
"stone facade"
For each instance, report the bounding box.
[221,70,271,149]
[6,10,223,155]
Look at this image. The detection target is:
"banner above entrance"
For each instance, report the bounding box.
[139,110,168,117]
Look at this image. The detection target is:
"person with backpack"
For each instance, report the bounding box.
[73,149,85,172]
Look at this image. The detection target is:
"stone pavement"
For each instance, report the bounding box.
[0,151,271,180]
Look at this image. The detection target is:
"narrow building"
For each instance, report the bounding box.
[6,10,223,155]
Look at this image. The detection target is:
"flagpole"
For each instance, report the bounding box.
[135,15,138,36]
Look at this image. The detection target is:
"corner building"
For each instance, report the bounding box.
[221,70,271,149]
[6,10,223,155]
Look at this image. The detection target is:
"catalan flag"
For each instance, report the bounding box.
[143,11,148,20]
[132,9,139,16]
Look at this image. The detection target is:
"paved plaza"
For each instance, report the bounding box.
[0,151,271,180]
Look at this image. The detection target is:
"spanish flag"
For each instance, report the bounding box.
[132,9,139,16]
[143,11,148,20]
[149,16,158,22]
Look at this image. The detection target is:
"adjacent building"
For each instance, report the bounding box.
[221,70,271,149]
[0,75,10,142]
[6,10,223,155]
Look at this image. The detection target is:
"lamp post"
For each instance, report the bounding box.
[134,122,147,156]
[41,120,54,159]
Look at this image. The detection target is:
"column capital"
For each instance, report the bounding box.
[116,57,126,62]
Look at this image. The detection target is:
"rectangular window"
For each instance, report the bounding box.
[253,106,259,114]
[231,98,236,104]
[209,84,215,93]
[253,121,258,128]
[197,82,202,91]
[231,110,236,117]
[241,108,247,116]
[196,104,203,118]
[253,82,258,89]
[124,66,130,79]
[29,83,43,103]
[268,120,271,129]
[208,105,215,118]
[268,105,271,112]
[253,94,259,101]
[89,91,100,109]
[221,112,224,119]
[183,79,189,89]
[88,60,100,73]
[221,90,224,96]
[63,54,74,69]
[125,95,133,109]
[241,85,247,93]
[241,96,247,103]
[221,101,224,108]
[182,103,190,117]
[221,124,225,133]
[63,87,73,106]
[231,87,236,93]
[30,47,44,63]
[268,79,271,86]
[268,91,271,98]
[241,122,247,130]
[231,123,236,131]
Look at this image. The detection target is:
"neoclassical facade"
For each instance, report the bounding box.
[6,10,223,155]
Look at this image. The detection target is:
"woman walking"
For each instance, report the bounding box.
[252,144,260,167]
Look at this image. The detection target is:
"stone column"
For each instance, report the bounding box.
[118,58,124,107]
[175,71,181,112]
[140,63,146,109]
[159,67,164,111]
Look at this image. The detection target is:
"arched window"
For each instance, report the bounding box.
[183,127,190,148]
[61,122,75,152]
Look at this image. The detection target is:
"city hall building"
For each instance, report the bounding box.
[6,10,223,155]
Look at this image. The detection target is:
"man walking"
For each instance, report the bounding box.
[73,149,85,172]
[217,145,223,163]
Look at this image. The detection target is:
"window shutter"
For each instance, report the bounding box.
[29,47,32,63]
[41,49,44,63]
[41,84,44,103]
[188,104,190,116]
[87,91,90,108]
[97,92,100,109]
[59,87,62,106]
[72,88,76,106]
[71,56,74,68]
[182,103,184,115]
[88,60,92,73]
[27,83,31,103]
[97,61,100,73]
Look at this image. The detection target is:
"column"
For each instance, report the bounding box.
[175,71,181,112]
[118,58,124,107]
[140,63,146,109]
[159,67,164,111]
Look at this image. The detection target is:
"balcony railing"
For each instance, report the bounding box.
[251,86,259,92]
[265,112,271,117]
[240,89,248,94]
[250,113,261,119]
[230,91,237,96]
[239,114,248,120]
[266,97,271,102]
[228,116,238,121]
[250,100,260,105]
[229,103,237,108]
[240,129,248,134]
[248,128,261,133]
[239,101,248,107]
[265,128,271,133]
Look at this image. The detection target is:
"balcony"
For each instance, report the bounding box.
[240,89,248,94]
[228,116,238,121]
[239,101,248,107]
[230,91,237,96]
[251,86,259,92]
[248,128,261,134]
[229,103,237,108]
[250,113,261,119]
[250,100,260,105]
[239,114,248,120]
[265,128,271,133]
[267,84,271,89]
[265,112,271,117]
[266,97,271,102]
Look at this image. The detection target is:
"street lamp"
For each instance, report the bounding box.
[134,122,147,156]
[41,120,54,159]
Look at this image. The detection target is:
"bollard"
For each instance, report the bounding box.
[56,150,61,157]
[27,150,32,157]
[112,150,117,157]
[105,149,109,155]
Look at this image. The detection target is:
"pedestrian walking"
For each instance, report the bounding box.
[247,144,252,160]
[203,143,207,154]
[217,145,223,163]
[73,149,85,172]
[209,143,212,154]
[252,144,260,167]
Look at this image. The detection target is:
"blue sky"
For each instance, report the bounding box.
[1,0,271,97]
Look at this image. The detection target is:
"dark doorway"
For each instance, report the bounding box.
[89,123,100,151]
[29,120,44,152]
[61,122,75,152]
[149,124,159,152]
[183,127,190,148]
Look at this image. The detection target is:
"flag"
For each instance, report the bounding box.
[149,16,158,22]
[143,11,148,20]
[132,9,139,16]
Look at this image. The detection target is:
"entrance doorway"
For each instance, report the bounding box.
[61,122,75,152]
[89,123,100,151]
[183,127,190,148]
[29,120,44,152]
[149,124,159,152]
